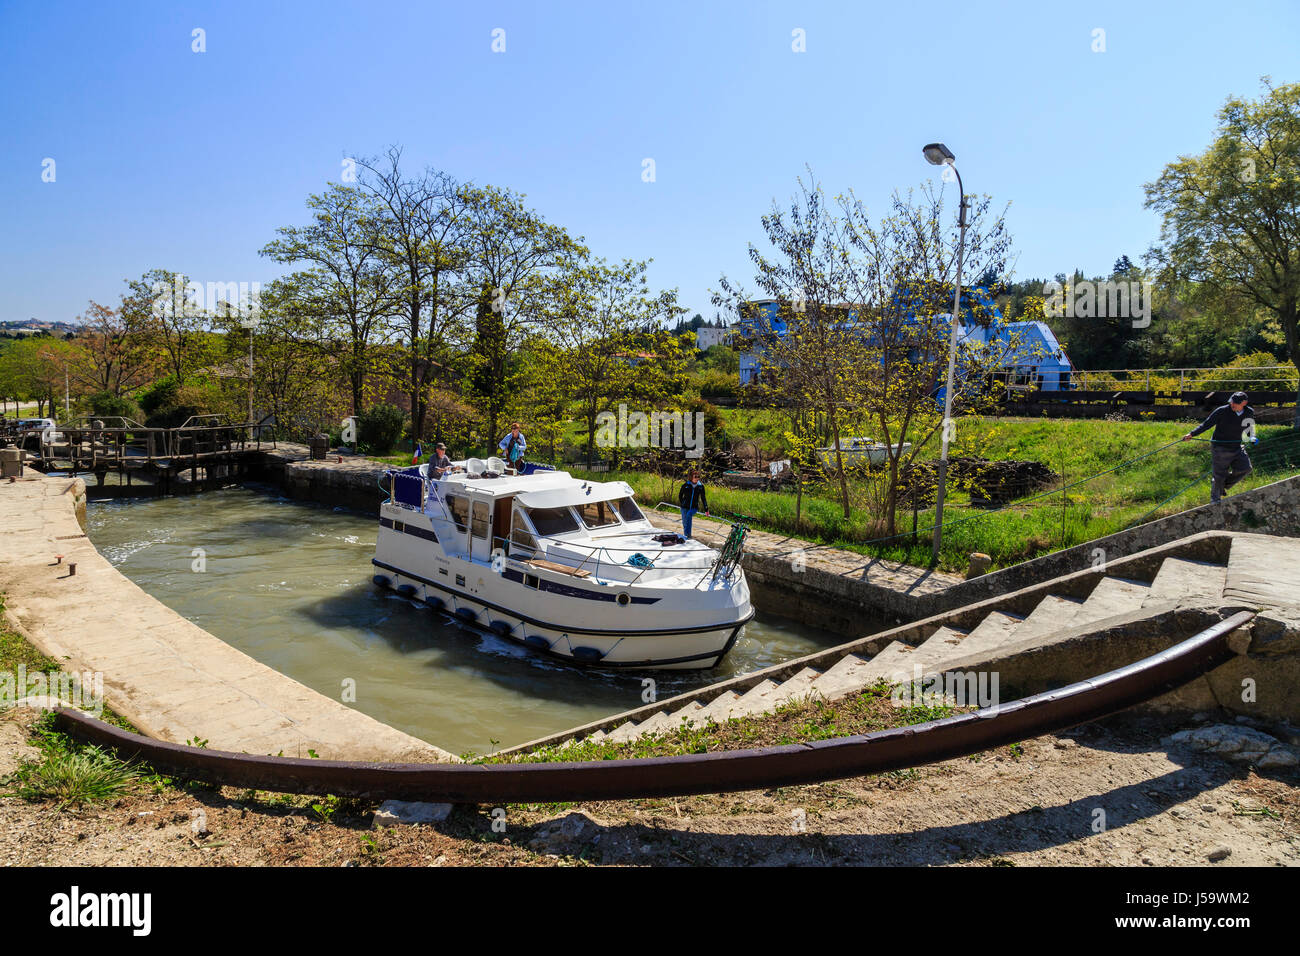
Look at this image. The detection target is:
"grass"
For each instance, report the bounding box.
[0,594,148,807]
[569,416,1300,572]
[8,730,139,808]
[473,680,958,765]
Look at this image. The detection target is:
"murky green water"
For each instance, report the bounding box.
[85,485,844,754]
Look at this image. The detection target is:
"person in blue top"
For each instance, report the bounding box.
[1182,391,1254,503]
[498,421,527,469]
[677,467,710,539]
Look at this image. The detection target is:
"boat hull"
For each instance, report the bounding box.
[372,558,750,670]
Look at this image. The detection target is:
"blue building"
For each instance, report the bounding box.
[737,286,1073,394]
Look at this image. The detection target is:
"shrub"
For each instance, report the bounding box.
[138,376,180,417]
[357,403,407,455]
[85,391,140,421]
[1196,352,1299,394]
[13,745,138,808]
[693,368,738,400]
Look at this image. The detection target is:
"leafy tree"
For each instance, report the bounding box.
[539,258,680,467]
[1145,78,1300,425]
[121,269,217,386]
[261,183,397,415]
[72,300,152,397]
[466,282,511,441]
[720,173,1017,531]
[357,148,471,447]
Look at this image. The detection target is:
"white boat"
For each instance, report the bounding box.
[816,436,912,470]
[371,457,754,670]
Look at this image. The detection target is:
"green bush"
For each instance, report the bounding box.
[138,376,180,417]
[1195,352,1299,394]
[85,391,140,421]
[693,368,738,400]
[357,403,407,455]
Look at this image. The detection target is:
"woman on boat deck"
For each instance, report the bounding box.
[678,468,710,539]
[498,422,527,469]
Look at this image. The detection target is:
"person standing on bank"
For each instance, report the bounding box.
[678,468,710,539]
[498,422,527,470]
[1183,391,1255,503]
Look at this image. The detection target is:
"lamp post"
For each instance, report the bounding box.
[923,142,968,565]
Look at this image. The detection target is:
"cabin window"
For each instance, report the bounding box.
[471,501,490,539]
[615,497,645,523]
[576,499,620,529]
[446,495,470,533]
[510,511,538,554]
[526,506,580,537]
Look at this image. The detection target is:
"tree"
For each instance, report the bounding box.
[1145,78,1300,426]
[466,281,511,442]
[120,269,216,387]
[357,148,472,446]
[0,337,79,416]
[720,173,1017,532]
[261,183,397,415]
[459,183,587,440]
[539,258,680,467]
[71,300,152,398]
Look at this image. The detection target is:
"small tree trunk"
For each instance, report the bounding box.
[826,402,850,519]
[795,471,804,531]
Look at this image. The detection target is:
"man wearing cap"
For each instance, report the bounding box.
[429,442,456,478]
[1183,391,1255,503]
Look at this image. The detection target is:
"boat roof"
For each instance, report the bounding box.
[434,466,636,507]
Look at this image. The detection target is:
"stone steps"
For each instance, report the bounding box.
[555,550,1241,747]
[1145,556,1229,606]
[1012,593,1086,640]
[1073,576,1152,626]
[720,667,824,721]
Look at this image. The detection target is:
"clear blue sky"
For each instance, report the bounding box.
[1,0,1296,326]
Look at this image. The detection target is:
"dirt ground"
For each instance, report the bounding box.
[2,708,1297,867]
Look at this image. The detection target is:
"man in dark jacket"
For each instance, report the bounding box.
[1183,391,1255,502]
[677,468,710,539]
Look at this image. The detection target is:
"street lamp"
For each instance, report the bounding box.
[922,142,968,565]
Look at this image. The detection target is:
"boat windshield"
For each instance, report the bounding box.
[614,497,646,523]
[527,506,581,537]
[575,499,621,530]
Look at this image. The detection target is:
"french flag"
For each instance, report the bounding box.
[412,441,423,464]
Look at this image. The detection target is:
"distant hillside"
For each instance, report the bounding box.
[0,320,81,337]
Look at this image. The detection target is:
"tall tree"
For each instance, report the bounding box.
[1145,78,1300,426]
[721,174,1016,530]
[261,183,397,415]
[467,281,511,442]
[459,183,587,440]
[121,269,215,386]
[357,148,471,444]
[71,299,153,398]
[541,258,679,467]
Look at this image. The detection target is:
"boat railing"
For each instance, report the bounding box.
[379,472,742,584]
[496,529,731,584]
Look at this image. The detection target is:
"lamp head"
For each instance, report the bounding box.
[923,143,956,166]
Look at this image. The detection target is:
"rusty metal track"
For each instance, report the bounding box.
[52,611,1254,804]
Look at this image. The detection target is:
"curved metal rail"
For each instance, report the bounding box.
[50,611,1253,804]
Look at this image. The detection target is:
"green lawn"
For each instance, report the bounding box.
[574,416,1300,573]
[362,414,1300,573]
